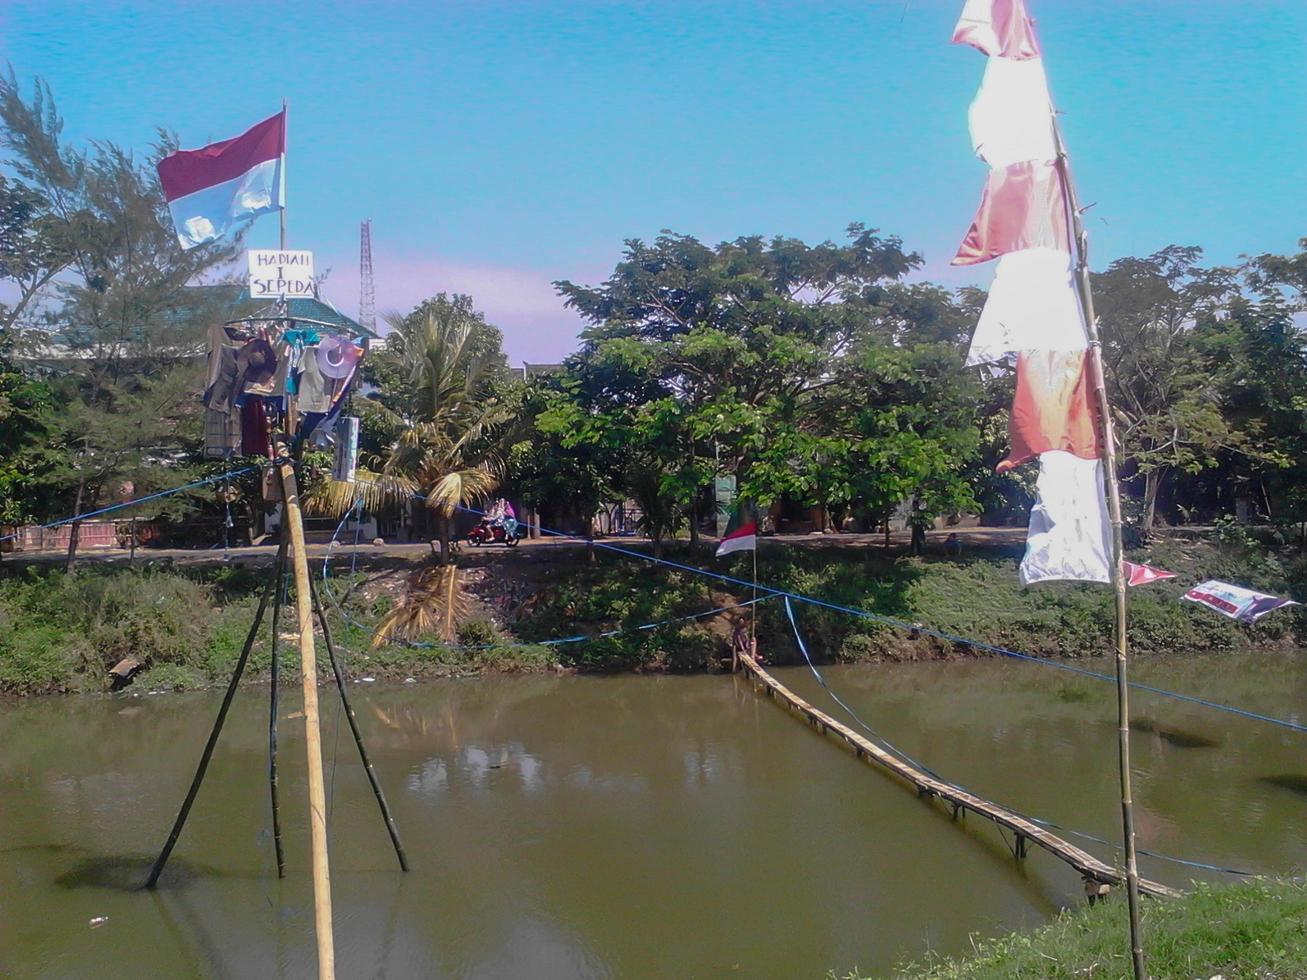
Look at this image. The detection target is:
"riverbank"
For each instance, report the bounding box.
[853,878,1307,979]
[1,527,1303,695]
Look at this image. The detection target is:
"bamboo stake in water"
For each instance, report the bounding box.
[275,441,335,980]
[306,571,409,872]
[267,539,289,878]
[145,539,286,889]
[1052,118,1148,980]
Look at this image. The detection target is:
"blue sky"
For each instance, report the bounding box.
[2,1,1303,361]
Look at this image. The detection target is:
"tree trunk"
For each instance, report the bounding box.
[65,475,86,574]
[1141,468,1163,532]
[585,515,596,563]
[688,499,699,546]
[437,513,451,566]
[652,534,664,561]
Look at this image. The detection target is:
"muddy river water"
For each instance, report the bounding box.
[2,650,1306,978]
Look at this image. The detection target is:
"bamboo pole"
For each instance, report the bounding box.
[145,539,285,889]
[1052,119,1147,980]
[274,441,335,980]
[267,539,290,878]
[306,571,410,871]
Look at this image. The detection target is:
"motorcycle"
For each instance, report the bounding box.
[466,518,525,547]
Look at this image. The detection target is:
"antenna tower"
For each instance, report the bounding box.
[359,219,376,336]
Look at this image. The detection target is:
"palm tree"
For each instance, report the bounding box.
[311,297,513,642]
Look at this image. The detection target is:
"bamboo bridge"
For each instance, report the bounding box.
[738,653,1181,901]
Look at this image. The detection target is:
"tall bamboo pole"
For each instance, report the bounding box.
[1052,119,1147,980]
[275,439,335,980]
[279,99,287,252]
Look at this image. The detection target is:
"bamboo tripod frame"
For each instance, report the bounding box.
[144,450,407,980]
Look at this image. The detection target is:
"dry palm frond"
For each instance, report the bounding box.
[371,564,469,649]
[305,468,417,519]
[425,465,499,517]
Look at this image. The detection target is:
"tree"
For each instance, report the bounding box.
[0,359,57,529]
[1093,246,1249,531]
[0,173,76,331]
[321,295,514,567]
[555,225,978,545]
[0,72,240,567]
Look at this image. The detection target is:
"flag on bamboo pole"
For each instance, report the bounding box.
[1123,562,1176,587]
[951,0,1111,586]
[715,504,758,557]
[157,111,286,249]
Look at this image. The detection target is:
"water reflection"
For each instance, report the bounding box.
[1,652,1304,977]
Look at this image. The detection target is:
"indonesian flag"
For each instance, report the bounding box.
[952,160,1072,266]
[998,350,1099,473]
[1123,562,1177,587]
[953,0,1110,585]
[157,111,286,249]
[715,505,758,557]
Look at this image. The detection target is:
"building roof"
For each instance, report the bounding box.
[190,284,377,339]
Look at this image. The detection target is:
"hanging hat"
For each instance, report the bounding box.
[236,337,277,386]
[316,336,362,379]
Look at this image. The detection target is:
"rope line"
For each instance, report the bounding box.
[318,503,784,652]
[0,466,260,544]
[328,479,1305,735]
[781,596,1256,879]
[439,496,1307,736]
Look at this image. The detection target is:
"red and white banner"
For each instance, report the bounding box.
[953,0,1110,585]
[715,520,758,558]
[999,350,1099,472]
[1123,562,1177,587]
[1182,580,1298,623]
[157,111,286,249]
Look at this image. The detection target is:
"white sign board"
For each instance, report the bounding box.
[247,249,315,299]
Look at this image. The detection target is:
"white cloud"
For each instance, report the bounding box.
[317,251,594,364]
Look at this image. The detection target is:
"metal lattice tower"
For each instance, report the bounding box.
[358,219,376,336]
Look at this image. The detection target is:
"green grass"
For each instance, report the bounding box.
[843,879,1307,980]
[1,530,1303,695]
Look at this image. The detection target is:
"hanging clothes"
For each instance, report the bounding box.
[297,345,333,413]
[203,407,242,458]
[241,398,270,457]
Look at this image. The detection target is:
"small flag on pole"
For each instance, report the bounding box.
[1123,561,1177,587]
[157,110,286,249]
[715,505,758,557]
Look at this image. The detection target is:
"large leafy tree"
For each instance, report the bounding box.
[1092,246,1250,530]
[555,226,981,547]
[0,72,239,566]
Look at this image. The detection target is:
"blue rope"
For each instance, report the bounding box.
[0,466,260,544]
[335,481,1307,737]
[449,501,1307,736]
[318,498,783,652]
[781,596,1256,879]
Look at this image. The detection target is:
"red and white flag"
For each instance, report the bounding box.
[715,505,758,558]
[1123,562,1177,587]
[952,0,1040,60]
[157,111,286,249]
[999,350,1099,473]
[953,0,1110,585]
[953,160,1072,266]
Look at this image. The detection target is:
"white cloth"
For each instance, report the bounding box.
[967,248,1087,365]
[968,56,1056,169]
[1020,451,1112,586]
